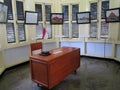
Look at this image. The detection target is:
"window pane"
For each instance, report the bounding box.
[90,22,97,38]
[100,21,109,37]
[6,23,15,43]
[35,4,42,21]
[16,1,24,20]
[62,5,69,21]
[4,0,13,20]
[72,22,78,38]
[90,3,97,20]
[18,23,26,41]
[45,5,51,21]
[62,23,69,37]
[36,23,43,39]
[101,1,109,19]
[46,23,52,39]
[72,4,79,20]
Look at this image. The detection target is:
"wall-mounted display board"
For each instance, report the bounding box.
[25,11,38,25]
[76,12,91,24]
[0,2,8,23]
[50,13,64,25]
[105,8,120,23]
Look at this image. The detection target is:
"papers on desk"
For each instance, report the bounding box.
[32,49,41,54]
[53,50,62,54]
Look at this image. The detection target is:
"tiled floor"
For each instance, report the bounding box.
[0,57,120,90]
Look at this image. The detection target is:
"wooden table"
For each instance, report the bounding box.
[30,47,80,89]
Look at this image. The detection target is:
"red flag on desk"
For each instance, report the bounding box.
[42,27,46,39]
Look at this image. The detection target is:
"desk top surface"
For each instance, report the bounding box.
[30,46,80,62]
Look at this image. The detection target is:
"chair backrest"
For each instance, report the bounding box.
[30,42,42,55]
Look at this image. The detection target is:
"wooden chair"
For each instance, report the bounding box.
[30,42,42,55]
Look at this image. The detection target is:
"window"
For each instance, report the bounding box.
[6,23,16,43]
[100,1,109,38]
[62,4,79,38]
[72,22,78,38]
[90,0,109,38]
[16,1,24,20]
[72,4,79,20]
[90,22,97,38]
[72,4,79,38]
[46,23,52,39]
[36,23,43,39]
[35,4,52,39]
[18,23,26,41]
[62,5,69,21]
[62,23,69,37]
[45,5,51,21]
[35,4,42,21]
[4,0,13,20]
[5,0,26,43]
[90,2,97,20]
[101,1,109,19]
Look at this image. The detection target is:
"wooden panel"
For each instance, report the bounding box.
[30,60,48,86]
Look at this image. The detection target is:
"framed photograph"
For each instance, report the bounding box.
[25,11,38,25]
[0,2,8,23]
[76,12,91,24]
[50,13,64,25]
[105,8,120,23]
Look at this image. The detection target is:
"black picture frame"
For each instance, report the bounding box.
[0,2,8,24]
[105,8,120,23]
[25,11,38,25]
[50,13,64,25]
[76,12,91,24]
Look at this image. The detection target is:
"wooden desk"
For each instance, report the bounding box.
[30,47,80,89]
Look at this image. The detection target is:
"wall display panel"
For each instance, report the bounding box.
[35,4,42,21]
[101,1,109,19]
[18,23,26,41]
[90,22,97,38]
[0,2,8,23]
[45,5,51,21]
[16,1,24,20]
[62,5,69,21]
[90,2,97,20]
[62,23,69,37]
[72,4,79,20]
[25,11,38,25]
[72,22,78,38]
[4,0,13,20]
[50,13,64,25]
[105,8,120,23]
[76,12,91,24]
[6,23,16,43]
[100,21,109,38]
